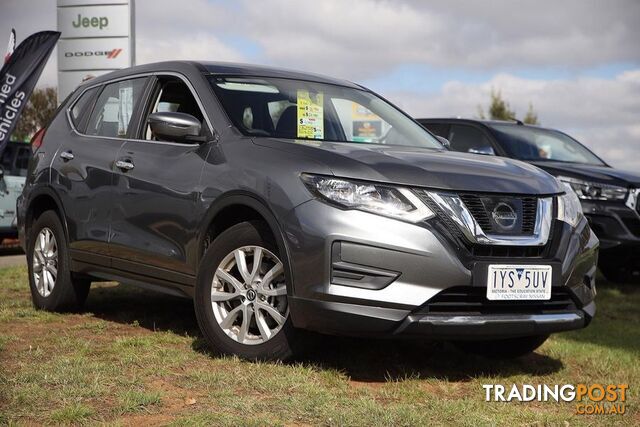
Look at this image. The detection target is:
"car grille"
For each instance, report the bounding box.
[470,245,546,258]
[459,194,538,235]
[415,286,576,315]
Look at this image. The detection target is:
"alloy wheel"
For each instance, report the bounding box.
[210,245,288,345]
[33,227,58,298]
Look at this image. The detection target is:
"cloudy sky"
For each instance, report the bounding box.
[2,0,639,170]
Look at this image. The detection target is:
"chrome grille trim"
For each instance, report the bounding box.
[419,190,553,246]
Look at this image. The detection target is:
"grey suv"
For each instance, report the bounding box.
[18,61,598,360]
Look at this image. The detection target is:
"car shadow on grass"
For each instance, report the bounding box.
[85,283,564,382]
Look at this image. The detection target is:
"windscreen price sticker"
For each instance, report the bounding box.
[297,90,324,139]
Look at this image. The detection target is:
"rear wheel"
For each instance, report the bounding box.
[27,210,90,312]
[194,221,298,361]
[455,335,549,359]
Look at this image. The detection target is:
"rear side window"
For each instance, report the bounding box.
[70,86,99,131]
[448,124,495,154]
[86,78,147,138]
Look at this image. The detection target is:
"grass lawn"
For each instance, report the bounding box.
[0,264,638,426]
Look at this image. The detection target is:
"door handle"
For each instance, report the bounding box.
[59,151,74,161]
[115,160,135,171]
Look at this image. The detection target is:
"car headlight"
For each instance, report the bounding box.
[557,176,628,201]
[301,174,434,223]
[557,182,584,227]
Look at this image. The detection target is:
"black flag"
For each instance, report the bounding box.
[0,31,60,153]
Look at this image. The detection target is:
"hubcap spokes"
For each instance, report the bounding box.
[33,228,58,297]
[211,246,288,345]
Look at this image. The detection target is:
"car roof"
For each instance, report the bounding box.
[417,117,554,130]
[74,60,362,92]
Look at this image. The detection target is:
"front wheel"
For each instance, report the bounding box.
[194,221,299,361]
[454,335,549,359]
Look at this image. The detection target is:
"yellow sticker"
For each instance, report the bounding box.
[297,90,324,139]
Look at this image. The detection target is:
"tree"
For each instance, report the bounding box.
[477,88,540,125]
[523,102,540,125]
[11,87,57,142]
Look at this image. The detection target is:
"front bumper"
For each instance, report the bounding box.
[283,199,598,339]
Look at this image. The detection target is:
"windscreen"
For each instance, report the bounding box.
[490,124,605,165]
[209,76,442,149]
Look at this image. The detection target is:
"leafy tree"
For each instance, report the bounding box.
[11,87,57,142]
[477,89,540,125]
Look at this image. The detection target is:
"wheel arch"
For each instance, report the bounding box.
[198,191,294,293]
[24,187,70,247]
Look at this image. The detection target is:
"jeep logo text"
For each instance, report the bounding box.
[72,14,109,30]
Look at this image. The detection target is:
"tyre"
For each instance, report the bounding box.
[27,210,90,312]
[455,334,549,359]
[194,221,298,361]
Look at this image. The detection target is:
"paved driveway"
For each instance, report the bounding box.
[0,246,25,268]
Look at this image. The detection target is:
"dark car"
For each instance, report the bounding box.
[418,118,639,283]
[0,141,30,240]
[17,62,597,361]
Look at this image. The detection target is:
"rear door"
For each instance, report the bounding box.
[109,74,212,282]
[51,77,148,263]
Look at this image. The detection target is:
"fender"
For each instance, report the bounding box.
[197,190,295,294]
[23,184,71,245]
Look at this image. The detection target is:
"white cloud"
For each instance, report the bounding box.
[389,70,640,171]
[136,33,244,64]
[237,0,640,79]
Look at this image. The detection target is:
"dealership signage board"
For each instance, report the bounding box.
[57,0,134,100]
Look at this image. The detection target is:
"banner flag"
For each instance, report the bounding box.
[4,29,16,63]
[0,31,60,152]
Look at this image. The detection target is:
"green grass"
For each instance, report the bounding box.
[49,403,95,425]
[0,264,638,425]
[117,389,163,414]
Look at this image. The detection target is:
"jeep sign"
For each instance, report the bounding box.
[57,4,130,38]
[57,0,134,99]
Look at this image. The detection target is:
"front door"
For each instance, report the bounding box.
[109,75,212,282]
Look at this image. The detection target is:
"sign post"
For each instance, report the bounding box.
[56,0,134,100]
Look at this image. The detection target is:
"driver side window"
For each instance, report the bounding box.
[448,124,495,155]
[144,77,206,140]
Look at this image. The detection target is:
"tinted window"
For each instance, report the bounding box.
[489,124,605,165]
[0,145,16,172]
[421,123,450,138]
[70,86,99,130]
[209,77,442,149]
[86,78,146,138]
[448,124,495,154]
[14,147,30,176]
[0,143,30,176]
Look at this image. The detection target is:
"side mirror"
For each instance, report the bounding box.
[468,146,496,156]
[436,136,450,149]
[0,166,4,178]
[148,112,202,143]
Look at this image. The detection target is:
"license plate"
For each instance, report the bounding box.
[486,264,552,300]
